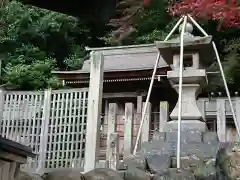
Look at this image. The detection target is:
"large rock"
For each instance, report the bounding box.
[16,172,44,180]
[152,168,195,180]
[123,166,150,180]
[146,154,171,174]
[83,168,123,180]
[216,142,240,180]
[45,169,84,180]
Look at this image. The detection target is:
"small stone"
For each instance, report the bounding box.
[151,132,165,142]
[122,154,147,171]
[124,166,150,180]
[152,168,195,180]
[146,154,171,174]
[45,169,84,180]
[83,168,123,180]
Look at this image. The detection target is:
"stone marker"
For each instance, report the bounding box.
[83,168,123,180]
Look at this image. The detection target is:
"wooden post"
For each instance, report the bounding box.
[141,102,151,143]
[217,99,226,142]
[124,103,134,156]
[106,133,119,170]
[37,88,51,174]
[106,103,118,167]
[235,98,240,139]
[84,52,104,172]
[103,100,109,133]
[159,101,169,132]
[136,95,143,150]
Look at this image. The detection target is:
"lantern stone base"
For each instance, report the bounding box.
[164,120,208,132]
[170,84,203,120]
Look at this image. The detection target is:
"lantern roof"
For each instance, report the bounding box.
[155,29,214,68]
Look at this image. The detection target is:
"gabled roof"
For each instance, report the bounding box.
[53,44,169,74]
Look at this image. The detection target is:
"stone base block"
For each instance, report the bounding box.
[165,120,208,132]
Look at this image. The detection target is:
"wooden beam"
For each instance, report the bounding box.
[103,92,147,99]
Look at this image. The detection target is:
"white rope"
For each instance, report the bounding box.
[133,17,184,155]
[177,15,188,168]
[188,14,240,139]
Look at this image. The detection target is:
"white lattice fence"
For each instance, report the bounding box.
[0,88,88,173]
[43,88,88,171]
[0,91,44,171]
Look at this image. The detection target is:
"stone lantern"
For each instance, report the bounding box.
[155,23,214,132]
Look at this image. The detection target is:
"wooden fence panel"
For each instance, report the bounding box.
[0,88,89,173]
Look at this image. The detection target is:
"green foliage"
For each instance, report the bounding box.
[0,1,96,90]
[222,38,240,91]
[122,0,176,44]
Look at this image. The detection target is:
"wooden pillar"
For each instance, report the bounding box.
[124,103,134,156]
[159,101,169,132]
[84,51,104,172]
[141,102,151,143]
[217,99,226,142]
[106,103,118,167]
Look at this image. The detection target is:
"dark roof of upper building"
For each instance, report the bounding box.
[0,136,35,158]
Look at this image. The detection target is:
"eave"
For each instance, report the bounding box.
[53,68,169,85]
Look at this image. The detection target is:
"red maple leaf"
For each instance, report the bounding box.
[168,0,240,29]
